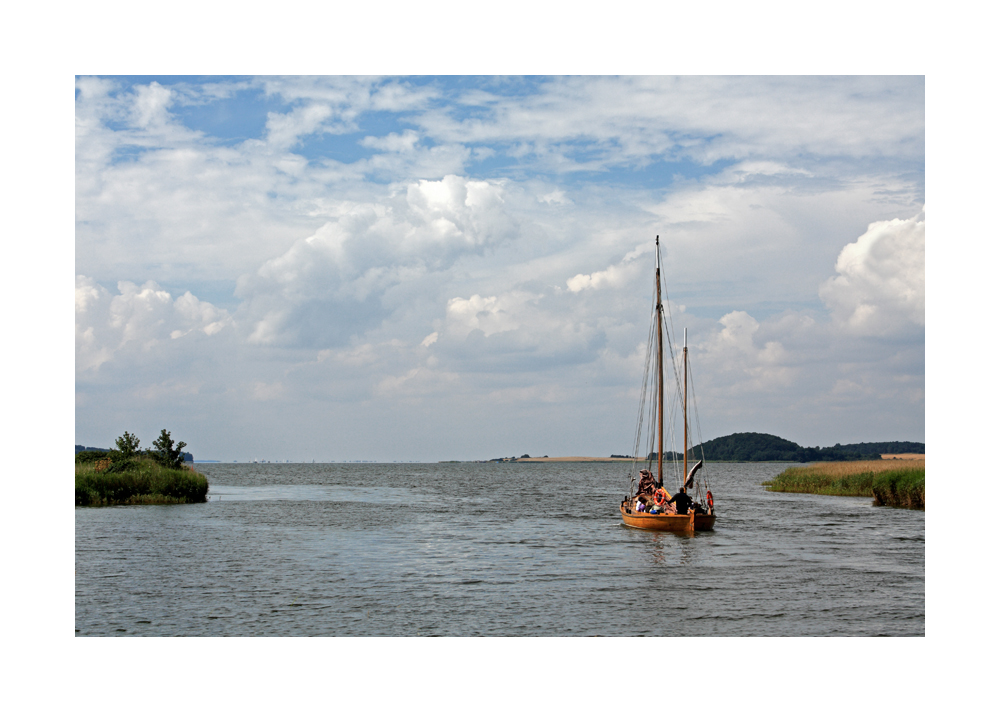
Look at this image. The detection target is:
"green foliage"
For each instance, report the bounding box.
[872,469,925,509]
[75,449,111,464]
[698,432,803,461]
[691,433,924,462]
[75,458,208,506]
[114,431,140,458]
[150,429,188,469]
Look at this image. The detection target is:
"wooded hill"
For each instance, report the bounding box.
[650,432,924,462]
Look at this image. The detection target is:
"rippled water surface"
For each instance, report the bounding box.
[75,462,924,636]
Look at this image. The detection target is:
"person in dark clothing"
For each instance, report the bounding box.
[637,469,657,497]
[667,487,693,514]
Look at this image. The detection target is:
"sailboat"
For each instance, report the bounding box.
[619,236,717,532]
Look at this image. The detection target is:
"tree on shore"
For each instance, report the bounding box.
[151,429,188,469]
[114,431,140,458]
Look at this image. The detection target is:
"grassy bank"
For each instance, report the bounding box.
[762,460,924,510]
[76,457,208,506]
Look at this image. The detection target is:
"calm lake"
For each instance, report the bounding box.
[75,461,924,636]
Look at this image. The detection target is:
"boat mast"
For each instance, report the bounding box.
[683,327,688,482]
[656,236,664,487]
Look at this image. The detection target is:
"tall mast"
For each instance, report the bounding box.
[683,327,688,483]
[656,236,664,487]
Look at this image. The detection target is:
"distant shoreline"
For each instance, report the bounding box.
[514,456,639,462]
[498,453,924,463]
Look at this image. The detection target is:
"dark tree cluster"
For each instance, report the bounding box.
[648,432,924,462]
[695,433,924,461]
[75,429,193,469]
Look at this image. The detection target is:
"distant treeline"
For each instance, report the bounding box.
[76,444,193,462]
[648,432,924,462]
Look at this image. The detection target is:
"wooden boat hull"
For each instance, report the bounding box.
[619,502,716,531]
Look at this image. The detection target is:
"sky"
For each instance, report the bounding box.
[75,75,925,461]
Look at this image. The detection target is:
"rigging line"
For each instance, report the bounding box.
[628,277,658,483]
[664,315,686,490]
[687,360,710,495]
[645,343,658,469]
[629,332,652,481]
[654,238,686,488]
[688,360,706,462]
[632,335,653,477]
[661,297,683,400]
[657,305,684,488]
[666,368,681,487]
[645,269,661,470]
[658,240,681,378]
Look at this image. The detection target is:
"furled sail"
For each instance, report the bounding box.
[684,460,703,489]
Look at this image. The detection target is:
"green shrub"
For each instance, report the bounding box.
[75,449,111,464]
[75,456,208,506]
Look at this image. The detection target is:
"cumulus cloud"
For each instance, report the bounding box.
[444,293,533,337]
[235,175,519,346]
[76,276,233,373]
[819,213,925,336]
[567,257,641,293]
[697,311,797,394]
[429,285,615,376]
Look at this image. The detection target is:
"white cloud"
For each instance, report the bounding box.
[539,189,570,205]
[567,258,640,293]
[444,293,529,337]
[413,76,924,170]
[819,213,925,335]
[75,276,233,373]
[265,103,334,149]
[131,82,174,129]
[360,130,421,152]
[720,160,812,182]
[698,311,797,394]
[235,175,518,346]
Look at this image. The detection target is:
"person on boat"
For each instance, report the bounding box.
[667,487,693,515]
[637,469,656,497]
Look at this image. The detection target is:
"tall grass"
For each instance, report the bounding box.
[762,460,924,509]
[872,469,925,509]
[76,457,208,506]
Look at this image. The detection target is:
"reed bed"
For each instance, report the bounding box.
[762,460,924,509]
[872,469,925,509]
[75,458,208,506]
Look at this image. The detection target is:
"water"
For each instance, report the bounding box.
[75,462,924,636]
